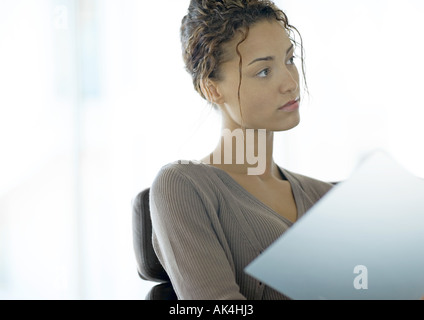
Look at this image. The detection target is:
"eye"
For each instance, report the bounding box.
[256,68,271,78]
[287,55,296,65]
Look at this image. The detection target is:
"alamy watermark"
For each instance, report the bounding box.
[353,265,368,290]
[179,128,267,176]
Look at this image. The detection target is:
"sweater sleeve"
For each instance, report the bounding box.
[150,165,247,300]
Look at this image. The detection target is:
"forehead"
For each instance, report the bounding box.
[221,19,292,64]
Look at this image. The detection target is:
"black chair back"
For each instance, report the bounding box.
[132,188,178,300]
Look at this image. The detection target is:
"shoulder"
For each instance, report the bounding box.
[150,160,220,201]
[282,168,334,201]
[150,160,222,222]
[152,160,214,188]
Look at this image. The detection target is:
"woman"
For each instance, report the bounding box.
[150,0,333,300]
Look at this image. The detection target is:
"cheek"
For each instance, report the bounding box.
[239,87,276,127]
[241,80,276,110]
[243,89,269,111]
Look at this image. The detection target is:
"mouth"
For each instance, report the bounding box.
[278,97,300,112]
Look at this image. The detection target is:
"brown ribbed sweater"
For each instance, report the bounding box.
[150,161,333,300]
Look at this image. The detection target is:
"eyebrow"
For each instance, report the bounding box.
[248,44,294,66]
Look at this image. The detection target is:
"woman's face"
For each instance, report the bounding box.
[214,19,300,131]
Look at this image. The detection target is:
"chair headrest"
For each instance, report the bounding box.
[132,188,170,283]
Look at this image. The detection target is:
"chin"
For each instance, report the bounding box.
[244,113,301,132]
[271,115,301,132]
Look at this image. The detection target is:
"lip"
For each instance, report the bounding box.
[278,98,300,112]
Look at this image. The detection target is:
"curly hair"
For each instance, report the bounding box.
[180,0,306,107]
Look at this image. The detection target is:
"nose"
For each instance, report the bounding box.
[279,66,299,94]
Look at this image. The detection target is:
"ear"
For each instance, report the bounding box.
[200,78,225,105]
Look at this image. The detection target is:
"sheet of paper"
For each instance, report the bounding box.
[245,150,424,300]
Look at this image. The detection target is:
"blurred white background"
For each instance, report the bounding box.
[0,0,423,299]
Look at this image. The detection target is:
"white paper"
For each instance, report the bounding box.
[245,150,424,300]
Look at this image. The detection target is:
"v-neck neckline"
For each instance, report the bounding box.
[197,163,306,225]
